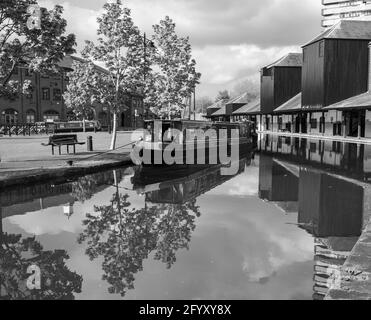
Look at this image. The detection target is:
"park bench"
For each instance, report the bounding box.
[41,134,85,155]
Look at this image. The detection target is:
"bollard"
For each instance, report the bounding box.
[87,136,93,152]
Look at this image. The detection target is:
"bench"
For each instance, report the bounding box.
[42,134,85,155]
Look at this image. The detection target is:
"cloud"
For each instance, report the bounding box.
[39,0,322,97]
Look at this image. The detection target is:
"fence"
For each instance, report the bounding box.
[0,123,52,136]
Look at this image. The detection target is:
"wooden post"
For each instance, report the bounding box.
[322,112,325,136]
[343,112,347,138]
[358,110,362,139]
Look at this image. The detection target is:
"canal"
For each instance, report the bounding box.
[1,134,370,300]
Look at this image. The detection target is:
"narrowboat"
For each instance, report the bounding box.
[131,119,257,167]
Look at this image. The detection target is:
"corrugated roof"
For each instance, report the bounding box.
[303,20,371,47]
[226,92,251,105]
[324,91,371,110]
[233,98,260,115]
[245,101,261,115]
[264,53,303,69]
[274,93,302,113]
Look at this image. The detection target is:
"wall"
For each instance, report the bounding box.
[0,68,67,123]
[260,68,275,114]
[302,41,325,109]
[324,39,369,107]
[274,67,302,110]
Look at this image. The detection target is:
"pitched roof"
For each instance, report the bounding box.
[303,20,371,47]
[226,92,252,105]
[233,98,260,115]
[263,53,303,69]
[274,93,302,113]
[207,99,227,110]
[245,102,261,115]
[210,105,227,116]
[324,91,371,110]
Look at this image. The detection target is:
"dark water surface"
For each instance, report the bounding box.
[1,134,370,300]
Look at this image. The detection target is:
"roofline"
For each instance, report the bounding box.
[302,37,371,48]
[262,53,303,70]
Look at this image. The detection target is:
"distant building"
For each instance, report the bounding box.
[322,0,371,28]
[207,92,254,122]
[0,55,144,130]
[260,53,302,131]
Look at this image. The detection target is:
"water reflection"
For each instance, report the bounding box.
[0,221,82,300]
[0,136,370,300]
[258,134,371,300]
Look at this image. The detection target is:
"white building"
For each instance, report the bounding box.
[322,0,371,27]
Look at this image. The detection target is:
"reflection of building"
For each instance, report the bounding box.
[258,154,299,203]
[322,0,371,28]
[258,149,371,300]
[0,56,144,130]
[297,170,364,300]
[259,134,371,181]
[298,170,363,237]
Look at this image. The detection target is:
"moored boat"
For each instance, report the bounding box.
[131,119,257,167]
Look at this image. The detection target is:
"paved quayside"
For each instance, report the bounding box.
[326,211,371,300]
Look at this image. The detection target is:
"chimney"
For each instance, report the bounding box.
[369,42,371,91]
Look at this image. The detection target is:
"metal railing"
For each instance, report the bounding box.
[0,123,51,136]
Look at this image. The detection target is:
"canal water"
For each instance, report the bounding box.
[1,134,370,300]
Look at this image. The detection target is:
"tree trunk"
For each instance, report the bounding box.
[0,208,3,248]
[82,117,86,133]
[110,112,118,150]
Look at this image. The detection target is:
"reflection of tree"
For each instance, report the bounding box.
[71,175,99,203]
[78,192,201,297]
[70,170,124,203]
[154,201,201,268]
[0,230,83,300]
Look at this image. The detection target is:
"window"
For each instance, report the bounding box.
[319,41,325,58]
[53,88,61,101]
[1,109,18,125]
[43,110,60,122]
[310,118,318,129]
[42,88,50,100]
[26,110,36,123]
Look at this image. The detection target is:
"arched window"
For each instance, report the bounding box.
[1,109,18,125]
[26,109,36,123]
[43,110,60,122]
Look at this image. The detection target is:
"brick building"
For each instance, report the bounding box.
[0,55,144,130]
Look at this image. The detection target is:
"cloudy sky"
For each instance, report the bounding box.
[40,0,323,98]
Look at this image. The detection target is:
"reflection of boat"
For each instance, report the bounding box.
[132,157,251,205]
[131,119,257,166]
